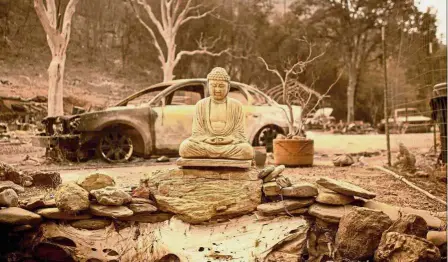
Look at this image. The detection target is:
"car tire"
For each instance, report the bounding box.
[254,125,282,153]
[96,131,134,163]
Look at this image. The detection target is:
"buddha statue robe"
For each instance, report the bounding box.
[179,97,254,160]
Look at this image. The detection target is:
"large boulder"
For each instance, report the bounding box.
[55,183,90,213]
[91,187,132,206]
[308,203,354,224]
[375,232,441,262]
[139,167,262,224]
[77,172,115,192]
[384,213,428,238]
[335,207,392,260]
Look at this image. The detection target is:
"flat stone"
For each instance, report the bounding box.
[131,198,155,205]
[316,188,355,205]
[273,208,308,216]
[22,196,56,210]
[55,182,90,213]
[90,204,133,218]
[263,182,281,196]
[257,199,314,215]
[77,172,115,192]
[36,208,92,220]
[363,200,444,229]
[118,212,173,223]
[427,231,447,247]
[258,165,275,179]
[308,203,354,224]
[129,203,157,214]
[0,181,24,194]
[0,188,18,207]
[316,177,376,199]
[140,167,262,224]
[70,219,112,230]
[263,165,285,182]
[176,158,252,169]
[91,186,132,206]
[276,176,292,188]
[0,207,42,225]
[12,224,34,232]
[281,183,318,198]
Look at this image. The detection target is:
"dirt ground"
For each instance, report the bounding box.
[0,132,446,213]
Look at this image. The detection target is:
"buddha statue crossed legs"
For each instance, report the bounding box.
[179,67,254,160]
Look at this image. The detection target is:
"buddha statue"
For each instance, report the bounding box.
[179,67,254,160]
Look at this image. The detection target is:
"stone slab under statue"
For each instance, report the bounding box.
[177,67,254,168]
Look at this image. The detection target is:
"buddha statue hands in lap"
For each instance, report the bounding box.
[179,67,254,160]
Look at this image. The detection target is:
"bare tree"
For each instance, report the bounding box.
[129,0,229,81]
[259,38,343,137]
[34,0,79,116]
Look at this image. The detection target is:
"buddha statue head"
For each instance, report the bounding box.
[207,67,230,102]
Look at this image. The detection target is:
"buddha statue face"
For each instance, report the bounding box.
[208,79,229,101]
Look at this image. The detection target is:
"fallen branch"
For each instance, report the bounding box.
[375,166,446,206]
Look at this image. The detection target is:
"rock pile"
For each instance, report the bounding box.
[256,165,445,261]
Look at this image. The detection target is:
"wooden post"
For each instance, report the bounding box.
[382,26,391,166]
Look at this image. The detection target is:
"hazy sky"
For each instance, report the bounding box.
[416,0,447,43]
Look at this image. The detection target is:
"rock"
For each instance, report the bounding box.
[70,219,112,230]
[0,207,42,225]
[363,200,444,229]
[316,177,376,199]
[332,154,354,167]
[28,171,61,188]
[256,199,314,215]
[276,134,286,139]
[0,189,18,207]
[55,182,90,213]
[375,232,441,262]
[0,161,22,183]
[36,208,92,220]
[118,212,173,223]
[415,171,429,177]
[140,167,262,224]
[128,203,157,214]
[335,207,392,260]
[77,172,115,192]
[315,188,355,205]
[384,214,428,238]
[427,231,447,246]
[276,176,292,188]
[12,224,34,232]
[22,196,56,210]
[263,165,285,182]
[281,183,318,198]
[132,186,151,199]
[263,182,281,196]
[308,203,354,224]
[156,156,170,162]
[131,197,155,205]
[0,181,24,194]
[91,187,132,206]
[258,165,275,179]
[90,204,133,218]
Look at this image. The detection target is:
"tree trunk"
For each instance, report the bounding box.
[163,61,175,82]
[346,66,356,123]
[47,54,66,117]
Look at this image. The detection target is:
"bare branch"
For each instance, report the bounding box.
[258,57,285,87]
[173,47,229,68]
[45,0,57,28]
[130,1,166,64]
[61,0,80,47]
[160,0,168,29]
[179,5,219,27]
[135,0,165,35]
[307,69,344,117]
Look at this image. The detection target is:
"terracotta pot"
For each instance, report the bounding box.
[273,138,314,167]
[253,146,267,167]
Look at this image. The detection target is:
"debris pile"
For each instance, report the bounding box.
[256,165,446,261]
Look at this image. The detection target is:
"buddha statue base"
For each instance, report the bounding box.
[176,157,252,169]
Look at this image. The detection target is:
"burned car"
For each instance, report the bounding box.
[34,79,302,162]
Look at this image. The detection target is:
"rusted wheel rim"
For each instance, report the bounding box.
[99,132,133,163]
[257,126,278,152]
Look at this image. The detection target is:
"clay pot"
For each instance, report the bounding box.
[273,138,314,167]
[253,146,267,167]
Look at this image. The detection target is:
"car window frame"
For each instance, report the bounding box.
[151,80,207,107]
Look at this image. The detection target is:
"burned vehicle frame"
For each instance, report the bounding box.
[35,79,301,163]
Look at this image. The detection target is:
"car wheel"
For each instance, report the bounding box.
[97,131,134,163]
[254,125,280,153]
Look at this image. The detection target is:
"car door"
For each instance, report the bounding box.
[152,82,206,152]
